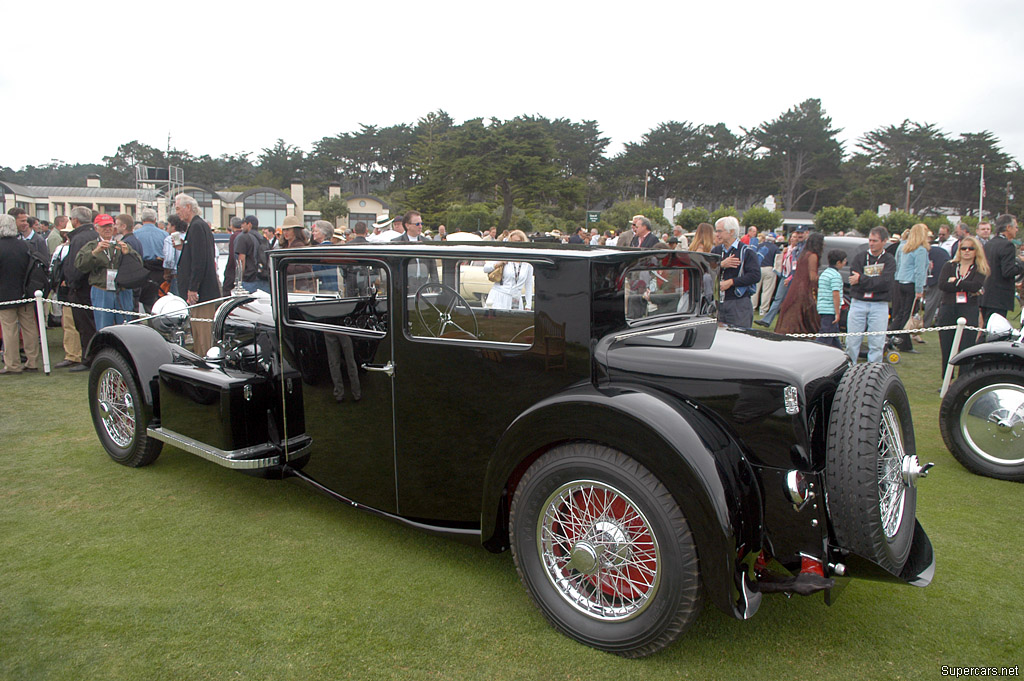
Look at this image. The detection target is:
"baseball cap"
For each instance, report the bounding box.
[793,225,809,232]
[94,214,115,227]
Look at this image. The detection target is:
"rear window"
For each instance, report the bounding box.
[623,253,706,321]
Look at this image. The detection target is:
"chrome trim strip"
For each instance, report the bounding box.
[147,427,311,470]
[613,317,717,341]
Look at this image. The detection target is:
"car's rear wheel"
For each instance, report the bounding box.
[88,349,162,467]
[509,443,702,657]
[940,361,1024,482]
[826,363,924,573]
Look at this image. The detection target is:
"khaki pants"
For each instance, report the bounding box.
[61,302,82,363]
[753,266,778,316]
[190,301,218,357]
[0,304,41,371]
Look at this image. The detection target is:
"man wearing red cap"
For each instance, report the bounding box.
[73,214,142,331]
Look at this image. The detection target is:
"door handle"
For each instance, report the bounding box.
[361,361,394,377]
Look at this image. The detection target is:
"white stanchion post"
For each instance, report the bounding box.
[940,317,967,398]
[33,290,51,375]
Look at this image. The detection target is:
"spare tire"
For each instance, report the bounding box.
[825,362,922,573]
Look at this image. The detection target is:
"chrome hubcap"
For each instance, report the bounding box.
[537,481,660,621]
[960,383,1024,466]
[97,368,135,449]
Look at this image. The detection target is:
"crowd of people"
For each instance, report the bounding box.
[2,201,1021,379]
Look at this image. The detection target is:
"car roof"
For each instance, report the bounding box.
[273,242,720,264]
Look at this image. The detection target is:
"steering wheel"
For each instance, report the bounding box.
[414,283,478,339]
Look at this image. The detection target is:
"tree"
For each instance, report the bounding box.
[443,202,495,232]
[814,206,857,234]
[881,210,917,235]
[856,210,883,234]
[598,199,669,233]
[257,139,304,189]
[748,98,843,212]
[410,117,564,231]
[741,206,783,232]
[103,140,166,185]
[675,207,710,230]
[709,204,738,224]
[318,196,349,225]
[857,121,949,213]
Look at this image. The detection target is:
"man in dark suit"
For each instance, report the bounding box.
[630,216,659,248]
[392,210,437,287]
[980,213,1023,324]
[174,193,220,356]
[62,206,99,370]
[568,226,586,244]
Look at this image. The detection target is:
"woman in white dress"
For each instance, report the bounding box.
[483,230,534,310]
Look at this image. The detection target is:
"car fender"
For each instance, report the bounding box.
[88,325,176,419]
[481,382,763,619]
[949,339,1024,366]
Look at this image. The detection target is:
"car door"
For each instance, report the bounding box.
[276,253,398,513]
[393,256,588,524]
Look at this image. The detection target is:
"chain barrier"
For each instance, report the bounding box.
[780,324,985,339]
[13,293,227,324]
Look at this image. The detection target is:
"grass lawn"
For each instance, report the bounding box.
[1,326,1021,681]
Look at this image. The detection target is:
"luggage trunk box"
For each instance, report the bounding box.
[158,363,304,454]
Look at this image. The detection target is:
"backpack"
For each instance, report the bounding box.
[24,249,51,299]
[252,232,272,280]
[48,249,67,297]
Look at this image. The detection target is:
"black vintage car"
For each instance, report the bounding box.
[85,243,934,657]
[940,313,1024,481]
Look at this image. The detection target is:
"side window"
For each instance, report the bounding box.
[407,258,535,346]
[624,256,703,320]
[283,258,389,336]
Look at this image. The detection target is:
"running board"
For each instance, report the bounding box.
[148,427,312,470]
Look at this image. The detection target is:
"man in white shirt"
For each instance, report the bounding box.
[369,216,403,243]
[935,225,957,254]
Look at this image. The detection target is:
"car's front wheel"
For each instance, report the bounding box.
[509,444,702,657]
[88,349,162,467]
[940,361,1024,482]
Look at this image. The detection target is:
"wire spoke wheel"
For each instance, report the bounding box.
[97,367,136,449]
[538,480,660,621]
[510,444,701,657]
[877,403,907,539]
[88,349,162,467]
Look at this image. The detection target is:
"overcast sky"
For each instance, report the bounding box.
[5,0,1023,172]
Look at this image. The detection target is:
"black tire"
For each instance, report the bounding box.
[88,349,162,467]
[939,361,1024,482]
[826,363,917,573]
[509,444,702,657]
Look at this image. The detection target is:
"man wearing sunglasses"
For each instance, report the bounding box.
[393,210,437,287]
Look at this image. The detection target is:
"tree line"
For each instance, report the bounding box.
[3,98,1021,233]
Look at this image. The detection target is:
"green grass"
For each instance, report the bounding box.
[1,327,1022,680]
